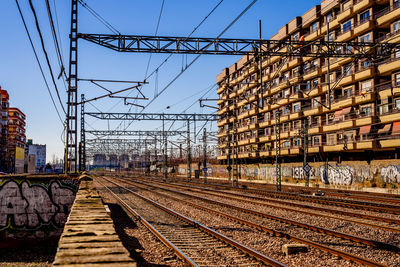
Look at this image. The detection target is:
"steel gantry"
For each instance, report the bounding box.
[67,0,400,192]
[86,130,186,137]
[84,112,218,121]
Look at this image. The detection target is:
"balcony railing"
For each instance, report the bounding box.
[375,2,400,19]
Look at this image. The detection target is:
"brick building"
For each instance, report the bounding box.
[217,0,400,164]
[8,107,26,173]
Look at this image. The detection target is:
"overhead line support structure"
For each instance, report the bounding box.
[65,0,78,173]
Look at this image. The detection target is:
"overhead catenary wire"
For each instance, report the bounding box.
[78,0,120,35]
[141,0,258,112]
[15,0,65,125]
[28,0,66,115]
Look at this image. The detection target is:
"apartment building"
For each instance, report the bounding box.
[0,88,9,171]
[8,107,26,173]
[217,0,400,164]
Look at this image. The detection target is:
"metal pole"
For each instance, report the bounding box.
[80,94,86,172]
[326,21,332,109]
[259,19,264,108]
[163,116,167,180]
[303,117,309,187]
[232,99,238,187]
[187,119,191,179]
[275,110,281,191]
[203,127,207,183]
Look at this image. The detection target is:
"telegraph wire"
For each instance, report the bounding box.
[28,0,66,114]
[15,0,64,125]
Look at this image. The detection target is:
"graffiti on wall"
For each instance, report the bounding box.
[0,180,77,230]
[292,167,316,180]
[381,165,400,184]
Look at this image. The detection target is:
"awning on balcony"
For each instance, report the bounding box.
[392,122,400,136]
[341,107,352,116]
[378,124,391,134]
[359,125,371,135]
[334,110,342,121]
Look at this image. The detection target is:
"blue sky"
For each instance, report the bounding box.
[0,0,321,161]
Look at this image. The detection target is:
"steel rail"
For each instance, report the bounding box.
[101,177,286,267]
[113,177,387,267]
[155,177,400,227]
[126,178,400,253]
[99,180,198,267]
[147,179,400,233]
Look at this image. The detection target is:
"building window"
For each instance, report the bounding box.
[342,20,352,33]
[361,80,372,94]
[292,32,300,41]
[360,33,371,42]
[311,21,318,33]
[327,134,336,145]
[283,141,290,148]
[395,73,400,86]
[361,60,371,69]
[360,104,372,116]
[342,0,352,11]
[395,98,400,110]
[293,139,301,147]
[393,20,400,32]
[283,106,290,115]
[312,98,320,108]
[313,136,320,146]
[326,12,333,23]
[360,10,370,23]
[343,87,353,97]
[327,32,335,41]
[293,103,300,113]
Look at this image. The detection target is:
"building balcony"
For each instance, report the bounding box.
[337,7,353,22]
[289,74,302,84]
[378,57,400,75]
[353,19,374,36]
[281,148,290,155]
[217,118,228,127]
[238,139,249,146]
[260,151,271,157]
[289,129,301,137]
[217,131,228,138]
[309,86,323,97]
[280,132,289,139]
[303,106,322,116]
[290,147,301,154]
[259,120,270,128]
[338,74,355,87]
[376,3,400,27]
[217,107,228,115]
[288,58,302,68]
[238,152,252,159]
[378,86,400,99]
[380,110,400,123]
[336,29,354,42]
[323,123,338,132]
[249,137,259,144]
[280,115,290,123]
[229,91,238,98]
[308,146,322,153]
[323,144,347,152]
[289,112,301,120]
[331,96,355,110]
[217,155,228,160]
[355,115,373,127]
[356,140,377,150]
[304,30,319,41]
[217,85,226,94]
[338,119,355,130]
[380,138,400,148]
[308,126,322,134]
[354,92,375,105]
[353,0,374,13]
[321,19,339,35]
[259,135,270,142]
[303,68,322,80]
[354,67,375,81]
[217,99,224,105]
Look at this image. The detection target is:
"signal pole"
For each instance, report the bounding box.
[203,127,207,183]
[187,120,191,179]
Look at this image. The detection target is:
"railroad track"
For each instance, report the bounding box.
[98,177,286,267]
[108,176,389,267]
[135,176,400,231]
[143,176,400,215]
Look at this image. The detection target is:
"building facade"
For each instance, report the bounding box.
[28,144,46,172]
[217,0,400,164]
[8,107,26,173]
[0,88,9,171]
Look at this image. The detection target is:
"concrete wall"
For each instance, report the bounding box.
[178,159,400,189]
[0,176,79,245]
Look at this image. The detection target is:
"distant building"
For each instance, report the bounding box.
[28,143,46,172]
[8,107,26,173]
[0,88,9,172]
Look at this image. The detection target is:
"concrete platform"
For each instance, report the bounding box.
[53,178,136,266]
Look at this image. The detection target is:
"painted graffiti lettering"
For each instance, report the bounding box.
[0,180,76,229]
[381,165,400,184]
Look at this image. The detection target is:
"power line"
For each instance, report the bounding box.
[15,0,64,125]
[28,0,66,114]
[78,0,120,35]
[142,0,258,111]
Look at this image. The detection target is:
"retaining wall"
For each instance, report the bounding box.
[178,159,400,189]
[0,175,79,246]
